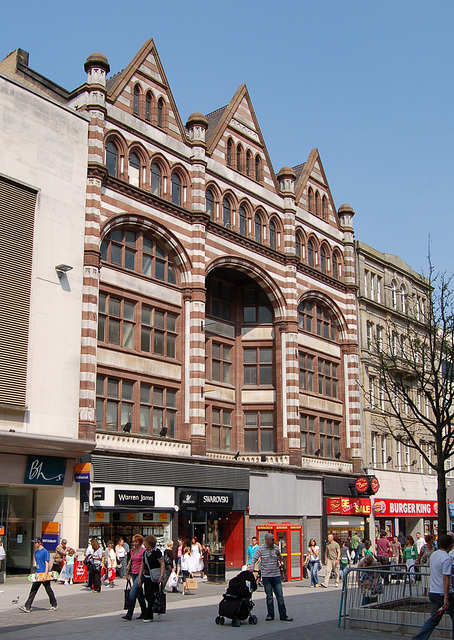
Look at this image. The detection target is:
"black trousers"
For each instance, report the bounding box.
[24,580,57,609]
[143,578,159,620]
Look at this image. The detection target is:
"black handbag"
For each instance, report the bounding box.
[124,578,132,610]
[152,584,166,614]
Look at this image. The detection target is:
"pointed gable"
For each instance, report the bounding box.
[206,85,277,191]
[294,148,339,227]
[106,38,187,142]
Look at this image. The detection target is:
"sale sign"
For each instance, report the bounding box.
[327,497,371,515]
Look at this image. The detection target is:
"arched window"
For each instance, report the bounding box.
[391,281,397,309]
[206,189,215,219]
[298,300,337,341]
[254,214,262,243]
[295,233,301,259]
[145,92,152,121]
[223,198,231,228]
[269,220,276,250]
[157,98,164,128]
[332,252,339,279]
[400,285,407,314]
[133,85,140,115]
[101,228,177,284]
[246,150,252,177]
[151,163,161,197]
[227,139,233,167]
[255,155,261,181]
[322,195,328,220]
[106,140,118,177]
[315,191,320,217]
[237,145,242,172]
[129,152,140,187]
[239,206,247,236]
[308,239,315,267]
[308,187,313,213]
[171,173,181,205]
[320,246,326,274]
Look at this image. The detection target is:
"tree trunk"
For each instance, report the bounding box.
[437,468,448,536]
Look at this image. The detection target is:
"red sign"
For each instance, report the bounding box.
[327,497,371,516]
[355,477,369,493]
[370,477,380,494]
[373,499,438,517]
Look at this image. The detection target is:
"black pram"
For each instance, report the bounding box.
[215,570,258,627]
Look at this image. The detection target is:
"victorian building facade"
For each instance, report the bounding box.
[1,39,365,573]
[356,241,439,541]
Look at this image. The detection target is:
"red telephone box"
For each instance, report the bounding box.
[256,522,303,581]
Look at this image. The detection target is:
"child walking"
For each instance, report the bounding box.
[106,541,117,588]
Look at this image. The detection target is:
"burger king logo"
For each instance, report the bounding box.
[374,500,386,515]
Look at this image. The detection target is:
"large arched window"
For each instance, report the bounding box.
[391,280,398,309]
[269,220,276,250]
[320,246,327,274]
[145,92,152,122]
[101,228,177,284]
[171,173,181,205]
[400,285,407,314]
[223,198,231,228]
[295,233,301,259]
[151,163,161,197]
[254,214,262,243]
[307,239,315,267]
[227,139,233,167]
[128,152,141,187]
[157,98,165,128]
[239,206,247,236]
[133,85,140,115]
[106,140,118,177]
[298,300,337,341]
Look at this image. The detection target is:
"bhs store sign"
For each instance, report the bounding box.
[24,456,66,485]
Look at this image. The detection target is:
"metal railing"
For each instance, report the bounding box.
[338,563,450,634]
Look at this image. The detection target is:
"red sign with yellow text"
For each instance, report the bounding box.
[327,497,371,516]
[373,499,438,517]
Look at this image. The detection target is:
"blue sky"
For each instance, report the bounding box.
[3,0,453,276]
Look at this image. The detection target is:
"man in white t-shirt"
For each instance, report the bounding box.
[412,534,454,640]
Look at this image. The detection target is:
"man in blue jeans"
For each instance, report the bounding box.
[248,533,293,622]
[412,534,454,640]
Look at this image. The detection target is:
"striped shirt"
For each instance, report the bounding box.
[249,543,282,578]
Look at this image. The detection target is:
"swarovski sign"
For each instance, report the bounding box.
[180,490,233,510]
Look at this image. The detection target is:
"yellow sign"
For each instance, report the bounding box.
[95,512,105,522]
[159,513,168,522]
[42,522,60,534]
[74,463,91,474]
[127,513,135,522]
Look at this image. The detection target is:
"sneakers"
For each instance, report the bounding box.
[49,605,58,611]
[142,618,153,623]
[265,616,274,621]
[19,606,31,614]
[321,583,328,588]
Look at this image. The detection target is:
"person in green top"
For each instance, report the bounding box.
[402,535,418,581]
[351,532,360,563]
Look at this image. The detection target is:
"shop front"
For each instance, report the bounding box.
[177,488,247,570]
[0,453,78,577]
[373,498,438,539]
[326,496,371,544]
[256,522,303,581]
[89,483,175,547]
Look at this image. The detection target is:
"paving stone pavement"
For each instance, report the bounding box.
[0,574,411,640]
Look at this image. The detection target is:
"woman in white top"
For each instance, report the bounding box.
[115,538,127,578]
[304,538,321,587]
[189,536,204,577]
[180,546,193,595]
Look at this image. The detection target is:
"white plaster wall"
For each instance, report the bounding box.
[0,76,88,439]
[35,485,80,547]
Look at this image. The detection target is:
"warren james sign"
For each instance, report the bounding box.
[114,490,155,508]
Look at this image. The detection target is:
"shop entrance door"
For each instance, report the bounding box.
[220,512,243,569]
[1,488,35,575]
